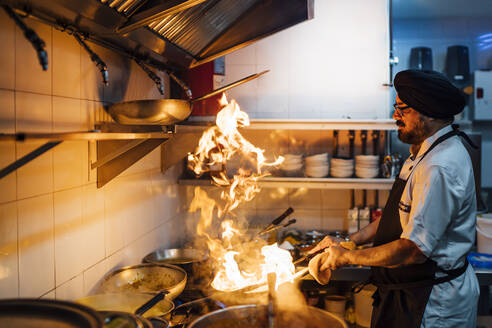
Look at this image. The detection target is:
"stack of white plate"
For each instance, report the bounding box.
[330,158,354,178]
[305,153,329,178]
[355,155,380,178]
[280,154,303,176]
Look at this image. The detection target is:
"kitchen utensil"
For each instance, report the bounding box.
[257,207,294,236]
[187,304,348,328]
[106,71,269,125]
[361,130,367,155]
[349,130,355,158]
[258,218,297,236]
[77,293,174,318]
[333,130,339,157]
[0,299,103,328]
[142,248,207,273]
[267,273,277,328]
[372,130,380,156]
[100,311,153,328]
[95,263,186,300]
[135,291,168,316]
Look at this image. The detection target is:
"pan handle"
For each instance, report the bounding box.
[192,70,270,102]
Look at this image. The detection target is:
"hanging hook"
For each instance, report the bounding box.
[135,59,165,95]
[2,5,48,71]
[73,33,109,86]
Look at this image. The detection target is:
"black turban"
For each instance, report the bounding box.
[394,69,466,119]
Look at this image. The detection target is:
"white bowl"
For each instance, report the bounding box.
[330,167,353,178]
[306,166,329,178]
[355,169,379,178]
[306,153,328,163]
[281,163,303,171]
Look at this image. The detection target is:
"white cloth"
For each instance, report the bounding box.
[398,125,480,328]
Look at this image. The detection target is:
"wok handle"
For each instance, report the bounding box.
[134,290,168,316]
[192,70,270,102]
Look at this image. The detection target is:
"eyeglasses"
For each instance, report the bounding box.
[393,103,411,116]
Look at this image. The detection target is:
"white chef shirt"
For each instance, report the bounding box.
[397,125,480,328]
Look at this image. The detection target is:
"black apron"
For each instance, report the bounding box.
[369,128,470,328]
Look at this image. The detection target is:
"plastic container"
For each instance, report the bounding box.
[477,225,492,254]
[354,284,376,328]
[477,215,492,234]
[324,295,347,320]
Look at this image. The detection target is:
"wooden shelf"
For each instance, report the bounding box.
[178,177,395,190]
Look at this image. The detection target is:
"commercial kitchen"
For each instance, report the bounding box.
[1,0,492,327]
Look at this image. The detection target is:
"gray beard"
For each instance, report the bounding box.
[397,118,431,145]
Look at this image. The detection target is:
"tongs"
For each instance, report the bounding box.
[292,248,325,266]
[256,207,294,237]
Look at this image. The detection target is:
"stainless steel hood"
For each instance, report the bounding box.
[3,0,314,70]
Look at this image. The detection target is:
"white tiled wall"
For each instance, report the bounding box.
[224,0,391,120]
[0,12,185,300]
[181,0,392,237]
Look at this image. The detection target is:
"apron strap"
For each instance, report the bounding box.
[452,124,479,149]
[373,259,468,291]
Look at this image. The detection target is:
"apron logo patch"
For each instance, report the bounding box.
[399,201,411,213]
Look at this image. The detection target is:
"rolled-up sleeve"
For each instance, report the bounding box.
[400,165,463,257]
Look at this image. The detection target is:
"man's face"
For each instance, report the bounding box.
[393,95,431,145]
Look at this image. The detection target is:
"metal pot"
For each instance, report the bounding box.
[95,263,187,300]
[76,293,174,318]
[99,311,153,328]
[188,304,348,328]
[105,71,268,125]
[0,298,103,328]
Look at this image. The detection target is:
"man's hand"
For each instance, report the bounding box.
[308,236,342,254]
[319,246,349,271]
[308,246,349,284]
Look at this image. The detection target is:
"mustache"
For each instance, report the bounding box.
[396,121,405,127]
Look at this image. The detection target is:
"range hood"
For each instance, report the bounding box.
[3,0,314,70]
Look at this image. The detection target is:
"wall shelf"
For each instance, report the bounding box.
[178,177,395,190]
[0,124,172,188]
[180,118,399,131]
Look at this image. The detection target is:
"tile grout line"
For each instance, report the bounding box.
[13,13,21,298]
[51,24,57,299]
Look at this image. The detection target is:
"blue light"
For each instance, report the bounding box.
[478,33,492,40]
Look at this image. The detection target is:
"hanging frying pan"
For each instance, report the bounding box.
[105,70,269,125]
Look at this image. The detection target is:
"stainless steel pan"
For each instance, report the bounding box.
[188,304,348,328]
[95,263,187,300]
[76,293,174,318]
[106,70,269,125]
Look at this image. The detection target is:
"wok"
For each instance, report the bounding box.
[188,304,348,328]
[0,299,103,328]
[95,263,187,300]
[106,70,269,125]
[77,293,174,318]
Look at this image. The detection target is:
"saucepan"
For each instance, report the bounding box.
[105,70,269,125]
[188,304,348,328]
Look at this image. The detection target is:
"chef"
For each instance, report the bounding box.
[308,69,480,328]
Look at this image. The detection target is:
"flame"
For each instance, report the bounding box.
[187,94,283,213]
[187,93,293,293]
[211,243,296,292]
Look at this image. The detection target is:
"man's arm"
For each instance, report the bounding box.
[349,217,381,246]
[318,238,427,271]
[309,217,381,254]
